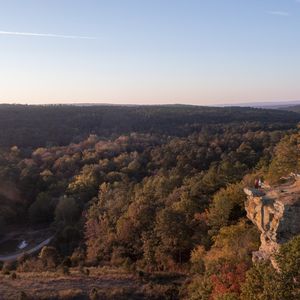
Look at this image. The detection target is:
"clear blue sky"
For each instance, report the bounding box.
[0,0,299,105]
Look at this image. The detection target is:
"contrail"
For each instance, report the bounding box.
[0,30,96,39]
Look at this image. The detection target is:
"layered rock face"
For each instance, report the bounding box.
[244,175,300,263]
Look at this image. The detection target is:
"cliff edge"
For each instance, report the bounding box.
[244,175,300,263]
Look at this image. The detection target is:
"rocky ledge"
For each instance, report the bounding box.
[244,175,300,264]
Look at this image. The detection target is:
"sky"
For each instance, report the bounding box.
[0,0,300,105]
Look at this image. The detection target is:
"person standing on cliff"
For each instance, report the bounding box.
[258,178,262,188]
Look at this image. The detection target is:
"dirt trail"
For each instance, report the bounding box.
[0,236,53,262]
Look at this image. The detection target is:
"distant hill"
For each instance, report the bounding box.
[219,100,300,109]
[281,105,300,113]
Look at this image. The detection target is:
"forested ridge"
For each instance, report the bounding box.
[0,104,299,148]
[0,105,300,299]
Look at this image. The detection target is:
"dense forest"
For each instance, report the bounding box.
[0,104,300,299]
[0,104,299,148]
[283,104,300,113]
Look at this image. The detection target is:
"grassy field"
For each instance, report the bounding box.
[0,267,184,300]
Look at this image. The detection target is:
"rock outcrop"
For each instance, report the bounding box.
[244,175,300,263]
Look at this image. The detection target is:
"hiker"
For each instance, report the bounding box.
[254,179,259,189]
[258,178,262,188]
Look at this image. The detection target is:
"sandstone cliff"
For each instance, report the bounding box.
[244,175,300,263]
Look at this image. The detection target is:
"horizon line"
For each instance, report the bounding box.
[0,100,300,107]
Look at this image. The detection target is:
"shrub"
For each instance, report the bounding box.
[70,248,85,266]
[61,265,70,275]
[39,246,59,268]
[17,257,44,272]
[10,271,17,280]
[18,291,29,300]
[61,257,72,267]
[89,288,99,300]
[58,289,84,299]
[17,253,29,265]
[2,261,16,274]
